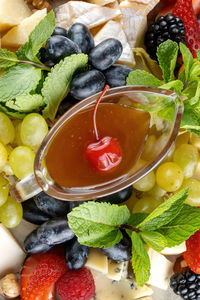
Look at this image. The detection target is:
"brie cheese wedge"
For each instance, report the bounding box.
[94,20,135,67]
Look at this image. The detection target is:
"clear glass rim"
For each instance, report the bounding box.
[34,85,183,201]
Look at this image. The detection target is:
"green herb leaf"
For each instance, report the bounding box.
[137,188,188,231]
[189,60,200,83]
[181,100,200,137]
[160,80,184,95]
[197,50,200,61]
[5,94,44,112]
[127,213,149,227]
[126,70,162,87]
[0,64,41,102]
[16,43,29,60]
[133,48,163,80]
[25,11,55,62]
[158,204,200,247]
[42,53,88,121]
[0,49,18,68]
[68,202,130,248]
[131,232,151,286]
[179,42,194,81]
[157,40,178,83]
[140,231,167,252]
[0,103,26,119]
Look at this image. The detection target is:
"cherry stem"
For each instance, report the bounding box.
[93,84,110,141]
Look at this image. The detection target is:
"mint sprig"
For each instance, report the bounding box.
[67,188,200,287]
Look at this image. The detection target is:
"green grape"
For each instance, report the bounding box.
[0,112,15,145]
[0,196,22,228]
[147,184,166,199]
[181,178,200,206]
[190,133,200,151]
[12,120,23,146]
[175,131,190,148]
[141,135,156,161]
[173,144,199,178]
[20,113,48,151]
[0,176,9,207]
[124,191,137,212]
[132,195,163,213]
[0,142,8,169]
[133,170,155,192]
[9,146,35,180]
[156,162,184,192]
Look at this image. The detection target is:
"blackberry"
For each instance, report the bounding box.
[170,269,200,299]
[145,13,186,60]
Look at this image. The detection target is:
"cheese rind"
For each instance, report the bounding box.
[0,224,25,277]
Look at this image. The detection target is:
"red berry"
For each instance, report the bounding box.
[85,136,122,173]
[172,0,200,56]
[21,248,68,300]
[183,229,200,273]
[56,267,95,300]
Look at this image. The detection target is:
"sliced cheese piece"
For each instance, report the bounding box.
[119,1,149,48]
[161,242,186,256]
[0,223,25,277]
[0,0,32,33]
[87,0,116,6]
[107,260,128,281]
[147,248,173,290]
[92,269,153,300]
[1,9,47,49]
[85,248,108,274]
[94,20,135,67]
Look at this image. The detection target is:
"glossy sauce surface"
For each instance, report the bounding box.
[46,103,150,187]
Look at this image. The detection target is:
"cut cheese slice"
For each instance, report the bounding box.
[0,0,32,33]
[1,9,47,49]
[85,248,108,274]
[107,260,128,281]
[92,269,153,300]
[147,248,173,290]
[0,223,25,277]
[94,20,135,67]
[161,242,186,256]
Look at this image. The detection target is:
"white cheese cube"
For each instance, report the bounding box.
[0,224,25,277]
[107,260,128,281]
[85,248,108,274]
[161,242,186,255]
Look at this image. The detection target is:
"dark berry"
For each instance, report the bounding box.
[22,199,51,225]
[145,13,186,59]
[96,186,133,204]
[68,23,94,54]
[103,64,133,87]
[65,238,89,270]
[53,26,68,38]
[24,229,53,254]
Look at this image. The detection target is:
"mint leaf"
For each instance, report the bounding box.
[181,100,200,137]
[157,40,178,83]
[179,42,194,81]
[126,70,162,87]
[158,204,200,247]
[160,80,184,94]
[42,54,88,121]
[131,232,150,286]
[0,49,18,68]
[197,50,200,61]
[140,231,167,252]
[137,188,188,231]
[0,103,26,119]
[6,94,44,112]
[127,213,149,227]
[26,11,55,62]
[0,64,41,102]
[16,43,29,60]
[68,202,130,248]
[189,60,200,83]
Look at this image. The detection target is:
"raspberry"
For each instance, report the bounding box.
[56,267,95,300]
[183,229,200,274]
[172,0,200,56]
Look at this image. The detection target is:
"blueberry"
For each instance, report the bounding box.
[89,38,123,71]
[70,69,106,101]
[34,191,70,217]
[53,26,68,38]
[103,64,133,88]
[65,238,89,270]
[46,35,81,64]
[99,233,132,262]
[68,23,94,54]
[37,217,75,246]
[22,199,51,225]
[178,285,188,295]
[24,229,53,254]
[96,186,133,204]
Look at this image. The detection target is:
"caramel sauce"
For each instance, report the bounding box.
[45,103,150,188]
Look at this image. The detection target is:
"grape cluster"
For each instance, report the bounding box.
[0,112,48,228]
[41,23,133,104]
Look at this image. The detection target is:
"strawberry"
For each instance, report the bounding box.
[21,248,68,300]
[56,267,95,300]
[193,0,200,15]
[172,0,200,56]
[183,229,200,273]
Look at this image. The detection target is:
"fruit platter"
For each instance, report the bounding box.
[1,0,200,299]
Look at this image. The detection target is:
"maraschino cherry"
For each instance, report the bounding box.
[85,85,122,174]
